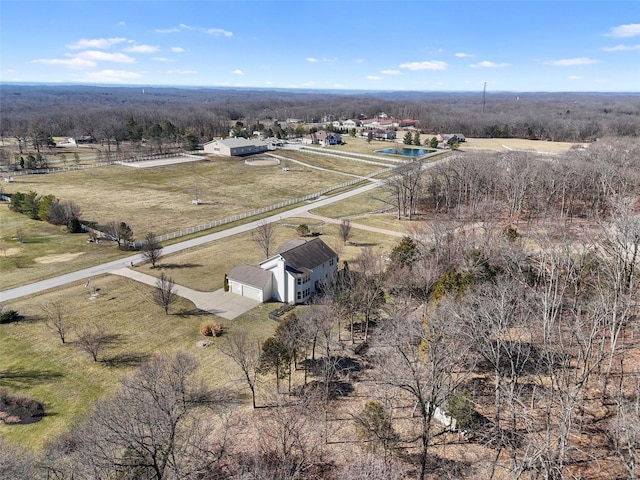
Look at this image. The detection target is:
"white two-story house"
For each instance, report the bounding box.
[228,238,338,304]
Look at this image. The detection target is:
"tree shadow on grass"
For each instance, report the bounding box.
[0,369,63,389]
[175,308,215,318]
[158,263,203,270]
[102,352,151,368]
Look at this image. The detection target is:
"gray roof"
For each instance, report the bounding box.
[219,138,267,148]
[278,238,337,273]
[275,238,306,255]
[228,264,272,289]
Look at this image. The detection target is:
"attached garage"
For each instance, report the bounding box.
[228,264,273,303]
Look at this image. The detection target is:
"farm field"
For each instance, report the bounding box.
[0,155,357,238]
[0,274,280,451]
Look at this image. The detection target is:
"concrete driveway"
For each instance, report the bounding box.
[110,268,259,320]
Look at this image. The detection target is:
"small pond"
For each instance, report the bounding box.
[376,147,435,157]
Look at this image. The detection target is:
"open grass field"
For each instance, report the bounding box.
[0,206,129,290]
[0,155,353,237]
[0,274,280,451]
[460,137,586,153]
[273,149,393,176]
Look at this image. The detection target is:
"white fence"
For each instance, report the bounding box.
[0,152,203,178]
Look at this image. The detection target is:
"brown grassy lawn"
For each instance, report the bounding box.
[310,188,390,218]
[0,156,350,237]
[136,219,400,290]
[0,206,129,290]
[460,137,585,153]
[274,149,393,176]
[0,274,279,451]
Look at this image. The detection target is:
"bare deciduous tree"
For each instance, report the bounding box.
[252,220,274,258]
[75,324,111,362]
[154,273,177,315]
[42,301,66,344]
[69,352,228,480]
[141,231,163,268]
[339,218,352,244]
[220,331,262,408]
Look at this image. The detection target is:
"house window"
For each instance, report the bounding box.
[297,278,302,285]
[297,291,302,301]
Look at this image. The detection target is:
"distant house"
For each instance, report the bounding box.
[342,119,361,128]
[361,118,395,129]
[362,129,396,140]
[438,133,466,145]
[398,119,418,128]
[228,238,338,304]
[56,137,77,147]
[302,131,342,146]
[203,138,268,156]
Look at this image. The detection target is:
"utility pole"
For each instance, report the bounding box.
[482,82,487,114]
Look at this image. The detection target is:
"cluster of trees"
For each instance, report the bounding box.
[9,191,82,232]
[382,137,640,224]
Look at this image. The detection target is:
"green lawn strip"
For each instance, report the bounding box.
[0,207,130,290]
[310,189,390,218]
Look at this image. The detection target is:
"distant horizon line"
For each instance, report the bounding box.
[1,81,638,96]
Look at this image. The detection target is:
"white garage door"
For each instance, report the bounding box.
[241,284,263,302]
[230,281,243,295]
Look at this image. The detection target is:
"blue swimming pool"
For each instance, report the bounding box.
[376,147,435,157]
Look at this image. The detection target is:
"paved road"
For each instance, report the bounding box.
[0,180,385,303]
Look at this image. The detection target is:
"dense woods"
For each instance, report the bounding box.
[1,86,639,155]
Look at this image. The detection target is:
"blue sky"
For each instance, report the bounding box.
[1,1,639,92]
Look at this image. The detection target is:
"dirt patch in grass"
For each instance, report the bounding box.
[35,252,85,264]
[0,391,45,425]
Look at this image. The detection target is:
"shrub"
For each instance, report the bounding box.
[0,309,21,324]
[503,226,518,242]
[200,321,224,337]
[296,224,310,237]
[446,390,480,431]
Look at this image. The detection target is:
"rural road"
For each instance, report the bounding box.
[0,154,454,303]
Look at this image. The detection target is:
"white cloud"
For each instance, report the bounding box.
[156,27,180,33]
[117,21,126,26]
[123,44,160,53]
[545,57,598,66]
[207,28,233,37]
[455,52,475,58]
[366,76,381,80]
[470,60,510,68]
[83,70,142,82]
[568,76,582,80]
[32,57,96,68]
[232,69,244,75]
[179,23,195,30]
[167,69,197,75]
[306,57,319,63]
[606,23,640,38]
[355,58,365,63]
[380,69,402,75]
[171,47,185,53]
[399,60,448,71]
[75,51,136,63]
[602,44,640,51]
[152,57,174,62]
[67,37,126,50]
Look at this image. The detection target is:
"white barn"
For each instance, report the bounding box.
[203,138,268,156]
